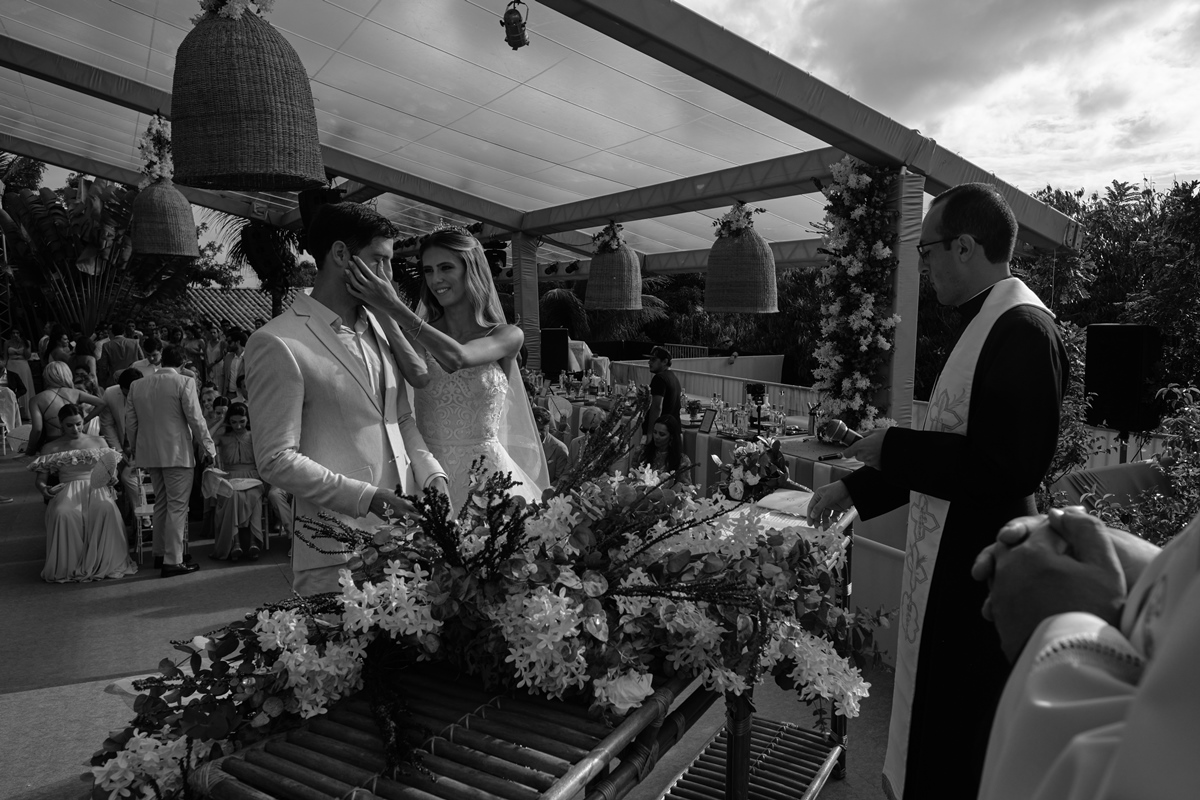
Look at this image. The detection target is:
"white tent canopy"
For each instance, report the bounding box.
[0,0,1081,258]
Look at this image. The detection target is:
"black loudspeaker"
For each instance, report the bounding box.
[1085,324,1162,432]
[541,328,569,379]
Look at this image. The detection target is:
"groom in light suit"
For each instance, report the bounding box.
[245,201,447,595]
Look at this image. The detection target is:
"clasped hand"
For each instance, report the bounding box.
[972,507,1129,662]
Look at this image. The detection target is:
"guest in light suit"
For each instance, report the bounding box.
[245,201,447,595]
[125,345,216,578]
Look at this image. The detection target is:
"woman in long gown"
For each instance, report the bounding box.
[345,227,549,512]
[28,403,136,582]
[27,362,105,456]
[5,329,35,419]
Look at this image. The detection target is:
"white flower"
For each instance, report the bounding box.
[593,670,655,714]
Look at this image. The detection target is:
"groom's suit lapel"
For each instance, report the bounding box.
[294,298,383,416]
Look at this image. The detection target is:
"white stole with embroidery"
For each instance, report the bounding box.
[883,277,1050,799]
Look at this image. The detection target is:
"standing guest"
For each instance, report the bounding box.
[98,322,144,387]
[807,183,1069,800]
[345,225,549,512]
[568,405,606,469]
[141,319,159,344]
[125,344,215,578]
[221,331,247,399]
[28,403,137,582]
[209,402,266,562]
[183,325,205,376]
[5,328,34,419]
[199,384,222,430]
[245,201,447,594]
[639,414,693,487]
[642,345,681,442]
[208,396,230,438]
[70,337,99,387]
[203,325,225,391]
[166,326,185,348]
[92,321,110,358]
[129,337,164,378]
[45,324,73,366]
[1,350,29,418]
[532,406,569,484]
[36,321,54,362]
[27,362,105,456]
[252,317,266,330]
[98,369,143,524]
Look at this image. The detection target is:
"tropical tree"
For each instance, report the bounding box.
[0,152,46,195]
[0,179,212,337]
[537,275,669,342]
[215,215,309,318]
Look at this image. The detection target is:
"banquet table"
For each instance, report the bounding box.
[683,429,860,496]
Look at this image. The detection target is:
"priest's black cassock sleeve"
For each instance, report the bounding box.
[842,291,1068,800]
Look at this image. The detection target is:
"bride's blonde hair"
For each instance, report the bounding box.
[417,228,505,328]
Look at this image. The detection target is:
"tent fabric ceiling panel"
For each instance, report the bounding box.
[0,0,1079,253]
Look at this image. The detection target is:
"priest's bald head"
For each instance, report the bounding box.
[920,183,1019,306]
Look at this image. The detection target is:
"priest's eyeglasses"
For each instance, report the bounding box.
[916,237,957,258]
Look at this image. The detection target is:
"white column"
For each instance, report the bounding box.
[885,168,925,428]
[511,233,541,371]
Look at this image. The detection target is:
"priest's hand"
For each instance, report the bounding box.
[806,480,852,530]
[987,509,1127,662]
[844,429,885,469]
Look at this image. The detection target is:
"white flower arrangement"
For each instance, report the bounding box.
[136,114,173,190]
[192,0,274,24]
[592,220,626,254]
[713,201,766,238]
[812,157,902,430]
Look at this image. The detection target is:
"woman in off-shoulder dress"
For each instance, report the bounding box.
[345,227,549,512]
[28,403,136,583]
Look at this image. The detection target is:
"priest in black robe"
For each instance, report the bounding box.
[809,182,1069,800]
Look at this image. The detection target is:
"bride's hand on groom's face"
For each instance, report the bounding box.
[346,255,400,311]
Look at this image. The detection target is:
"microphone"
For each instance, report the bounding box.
[821,419,862,447]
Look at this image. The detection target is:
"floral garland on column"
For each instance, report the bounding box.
[812,157,901,431]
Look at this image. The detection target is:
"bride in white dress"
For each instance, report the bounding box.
[346,227,549,512]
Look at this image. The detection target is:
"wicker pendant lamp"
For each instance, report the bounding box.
[705,202,778,313]
[172,1,325,191]
[131,114,199,258]
[585,221,642,310]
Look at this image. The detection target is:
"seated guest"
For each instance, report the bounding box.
[568,405,606,468]
[129,337,164,377]
[209,402,265,561]
[974,507,1196,800]
[208,396,230,439]
[28,404,137,582]
[533,406,569,484]
[27,362,105,456]
[638,414,693,487]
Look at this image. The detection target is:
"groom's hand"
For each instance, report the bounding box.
[369,488,416,521]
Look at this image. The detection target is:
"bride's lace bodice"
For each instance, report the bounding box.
[414,355,508,445]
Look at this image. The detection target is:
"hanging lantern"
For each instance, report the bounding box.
[130,114,198,258]
[585,221,642,310]
[132,178,200,258]
[501,1,530,50]
[172,3,325,191]
[705,202,778,313]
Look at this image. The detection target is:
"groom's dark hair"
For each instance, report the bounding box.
[305,202,400,268]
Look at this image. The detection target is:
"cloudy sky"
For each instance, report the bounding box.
[679,0,1200,197]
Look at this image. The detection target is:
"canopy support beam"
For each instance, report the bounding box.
[0,132,288,226]
[541,0,1083,252]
